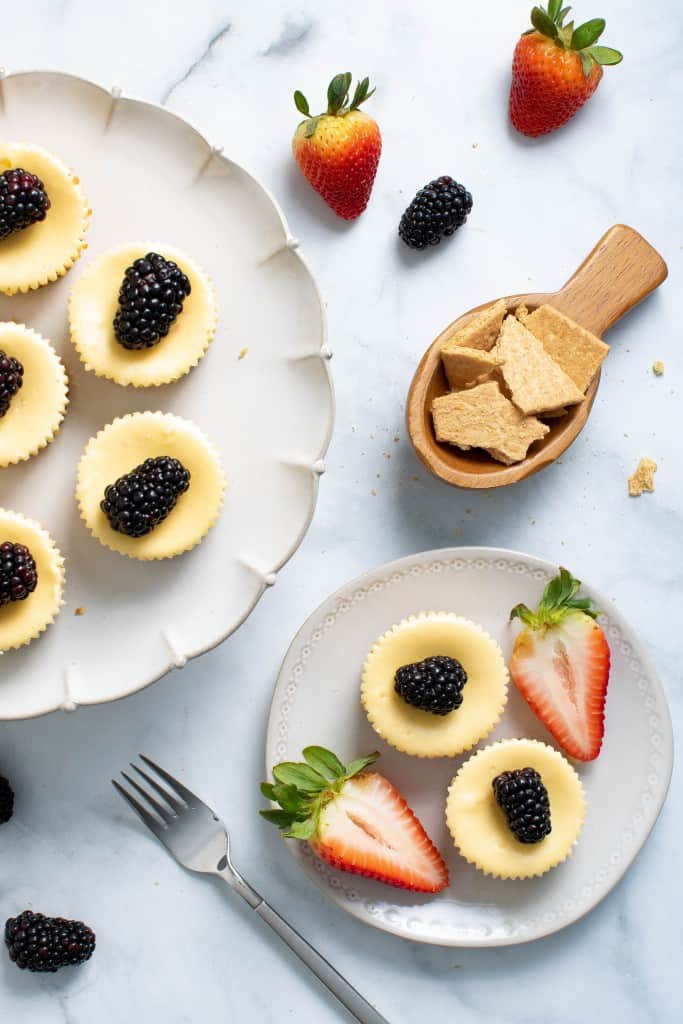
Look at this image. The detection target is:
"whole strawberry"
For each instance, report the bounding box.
[510,3,622,137]
[292,73,381,220]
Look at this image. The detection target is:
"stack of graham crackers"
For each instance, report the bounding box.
[432,301,610,465]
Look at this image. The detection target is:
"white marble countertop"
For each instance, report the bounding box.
[1,1,680,1020]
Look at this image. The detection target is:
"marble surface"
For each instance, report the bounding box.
[0,1,680,1020]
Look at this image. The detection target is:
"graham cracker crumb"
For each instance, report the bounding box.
[628,457,657,496]
[440,300,506,353]
[238,347,248,360]
[524,304,609,392]
[370,488,377,496]
[495,316,585,415]
[74,606,86,616]
[652,360,664,376]
[432,381,549,464]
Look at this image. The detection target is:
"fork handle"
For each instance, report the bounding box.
[252,899,389,1023]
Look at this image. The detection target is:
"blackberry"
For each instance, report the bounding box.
[0,542,38,606]
[113,252,191,350]
[0,775,14,825]
[492,767,552,844]
[0,169,51,240]
[394,655,468,715]
[399,176,473,250]
[0,350,24,417]
[101,456,191,537]
[5,911,95,972]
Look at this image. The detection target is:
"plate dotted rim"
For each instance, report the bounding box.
[266,546,673,947]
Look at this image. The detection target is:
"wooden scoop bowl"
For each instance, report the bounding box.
[407,224,667,489]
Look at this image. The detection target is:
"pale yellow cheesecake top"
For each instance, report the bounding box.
[0,509,65,652]
[69,242,217,387]
[361,612,508,757]
[446,738,586,879]
[0,142,90,294]
[0,322,68,468]
[76,411,226,560]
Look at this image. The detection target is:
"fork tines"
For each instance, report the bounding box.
[112,754,192,837]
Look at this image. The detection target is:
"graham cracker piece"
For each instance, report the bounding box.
[441,345,502,389]
[628,457,657,496]
[652,360,664,376]
[495,316,585,416]
[441,299,507,352]
[432,381,549,465]
[524,304,610,392]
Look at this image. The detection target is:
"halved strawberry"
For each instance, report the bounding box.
[261,746,448,893]
[510,568,610,761]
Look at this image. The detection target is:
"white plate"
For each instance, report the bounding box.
[266,547,673,947]
[0,71,333,719]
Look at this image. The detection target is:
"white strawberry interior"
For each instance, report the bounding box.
[516,613,605,756]
[317,774,443,889]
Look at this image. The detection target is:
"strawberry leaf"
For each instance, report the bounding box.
[531,6,559,38]
[547,0,562,20]
[512,568,600,629]
[260,782,277,801]
[327,72,351,114]
[304,116,320,139]
[571,18,605,50]
[557,5,572,25]
[345,752,380,778]
[271,782,309,813]
[586,45,623,65]
[272,762,326,791]
[285,818,317,840]
[293,90,310,116]
[579,50,595,77]
[303,746,345,780]
[349,76,376,110]
[260,808,296,828]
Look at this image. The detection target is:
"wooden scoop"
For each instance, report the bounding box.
[407,224,667,489]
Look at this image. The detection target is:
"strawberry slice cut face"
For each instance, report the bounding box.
[313,773,449,893]
[260,746,449,893]
[510,568,611,761]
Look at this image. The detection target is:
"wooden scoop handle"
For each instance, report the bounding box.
[549,224,667,337]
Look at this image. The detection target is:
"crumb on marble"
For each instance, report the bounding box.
[74,606,86,617]
[370,488,377,496]
[652,360,664,376]
[411,474,420,482]
[393,434,400,443]
[628,457,657,496]
[238,347,248,360]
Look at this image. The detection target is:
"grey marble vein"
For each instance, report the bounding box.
[162,20,231,105]
[262,16,314,56]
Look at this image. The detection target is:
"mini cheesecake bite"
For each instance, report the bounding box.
[361,612,508,757]
[446,738,585,879]
[0,323,69,468]
[0,143,90,294]
[69,243,217,387]
[76,411,225,560]
[0,509,65,652]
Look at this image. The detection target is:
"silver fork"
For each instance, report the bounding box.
[113,754,388,1024]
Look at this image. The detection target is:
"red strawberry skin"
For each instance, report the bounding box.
[510,32,602,137]
[293,111,381,220]
[311,773,448,893]
[510,611,610,760]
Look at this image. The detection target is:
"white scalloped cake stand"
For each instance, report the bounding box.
[0,70,333,718]
[266,547,673,947]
